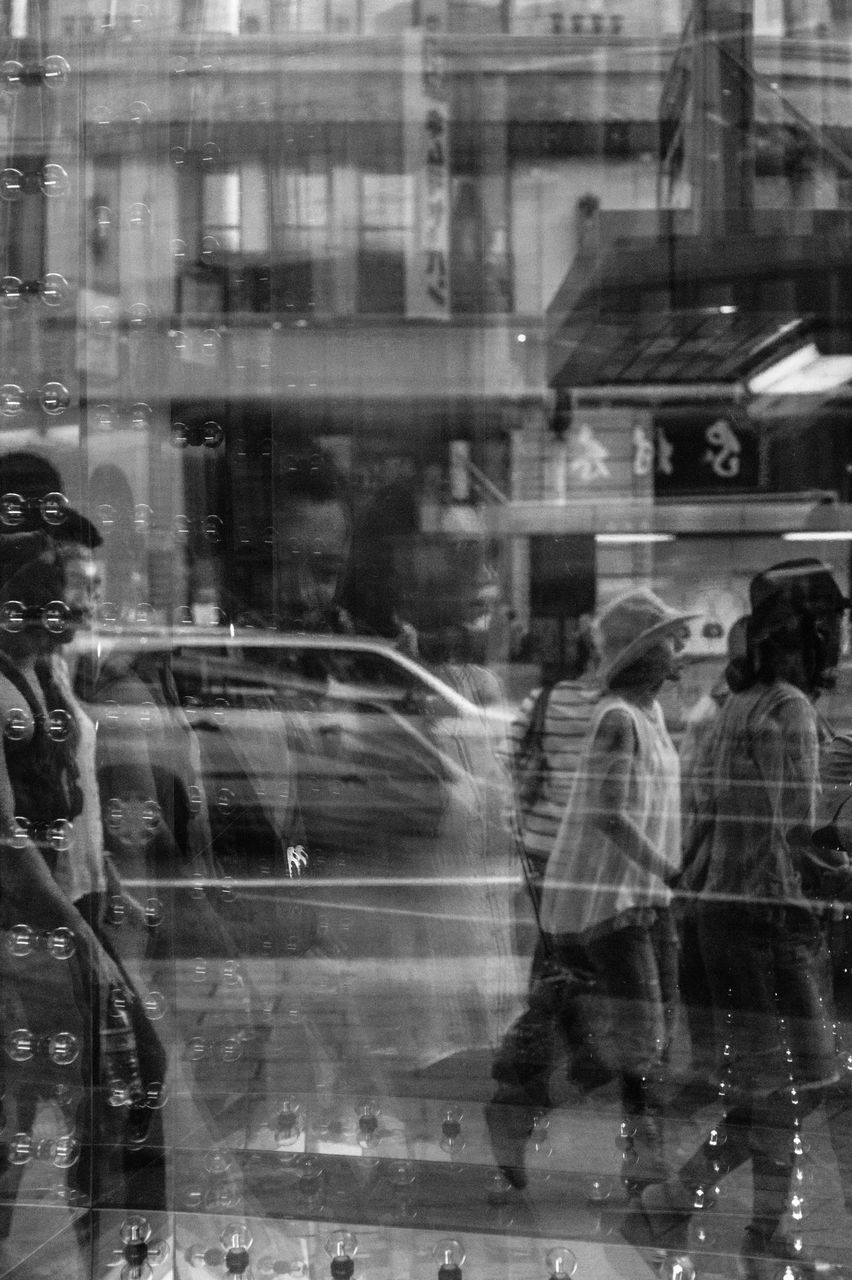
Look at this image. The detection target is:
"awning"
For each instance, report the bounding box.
[550,307,810,398]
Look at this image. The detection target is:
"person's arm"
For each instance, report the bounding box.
[775,694,852,902]
[588,706,673,884]
[776,694,820,858]
[0,739,126,989]
[506,689,538,775]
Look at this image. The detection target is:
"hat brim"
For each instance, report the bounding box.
[601,612,701,688]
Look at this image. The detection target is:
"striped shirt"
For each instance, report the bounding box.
[540,695,681,938]
[508,679,600,874]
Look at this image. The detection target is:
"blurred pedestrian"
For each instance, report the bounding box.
[0,513,166,1246]
[487,618,607,1167]
[623,559,847,1279]
[673,615,748,1107]
[487,589,694,1190]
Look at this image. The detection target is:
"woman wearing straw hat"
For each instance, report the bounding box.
[622,559,847,1279]
[539,587,696,1191]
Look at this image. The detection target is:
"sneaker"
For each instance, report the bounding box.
[620,1182,692,1255]
[739,1225,844,1280]
[484,1100,532,1190]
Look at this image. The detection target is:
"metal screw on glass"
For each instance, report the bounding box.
[298,1154,324,1198]
[439,1105,465,1155]
[324,1231,358,1280]
[39,382,72,415]
[200,1147,228,1175]
[8,1132,32,1164]
[273,1096,301,1147]
[0,386,23,416]
[545,1248,577,1280]
[45,927,76,959]
[584,1175,613,1204]
[0,164,70,199]
[52,1134,80,1169]
[144,897,164,928]
[0,273,69,307]
[659,1257,696,1280]
[356,1099,380,1147]
[220,1223,253,1276]
[0,55,69,87]
[433,1238,465,1280]
[6,924,34,957]
[3,707,30,742]
[119,1215,151,1277]
[43,55,70,86]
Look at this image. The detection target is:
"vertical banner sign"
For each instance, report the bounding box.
[404,19,451,318]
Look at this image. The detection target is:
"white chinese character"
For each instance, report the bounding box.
[703,419,741,479]
[568,423,611,483]
[633,426,653,477]
[655,427,674,476]
[286,844,308,878]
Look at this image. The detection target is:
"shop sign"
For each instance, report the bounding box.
[567,422,611,484]
[647,409,758,493]
[558,407,652,496]
[403,24,451,319]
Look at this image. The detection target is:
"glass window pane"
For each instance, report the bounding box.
[5,3,852,1275]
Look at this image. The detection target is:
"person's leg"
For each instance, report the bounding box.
[586,920,669,1190]
[622,904,769,1250]
[651,908,679,1065]
[621,1100,755,1253]
[626,912,842,1273]
[488,934,596,1187]
[491,937,566,1110]
[739,1086,829,1277]
[739,915,837,1272]
[487,936,560,1188]
[674,908,719,1096]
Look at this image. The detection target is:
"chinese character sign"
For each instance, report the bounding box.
[650,410,757,493]
[404,30,451,319]
[703,418,742,479]
[569,422,611,483]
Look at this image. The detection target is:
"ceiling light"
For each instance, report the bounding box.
[595,532,675,545]
[782,501,852,541]
[783,530,852,542]
[748,343,852,397]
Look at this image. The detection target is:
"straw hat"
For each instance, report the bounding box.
[597,588,700,688]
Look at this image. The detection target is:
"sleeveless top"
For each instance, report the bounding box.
[541,693,681,939]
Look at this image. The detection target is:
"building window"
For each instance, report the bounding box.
[202,172,243,254]
[271,167,330,312]
[358,172,413,314]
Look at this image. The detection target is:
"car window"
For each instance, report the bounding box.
[323,649,456,717]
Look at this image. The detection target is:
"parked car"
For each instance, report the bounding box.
[69,625,522,1075]
[69,625,519,953]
